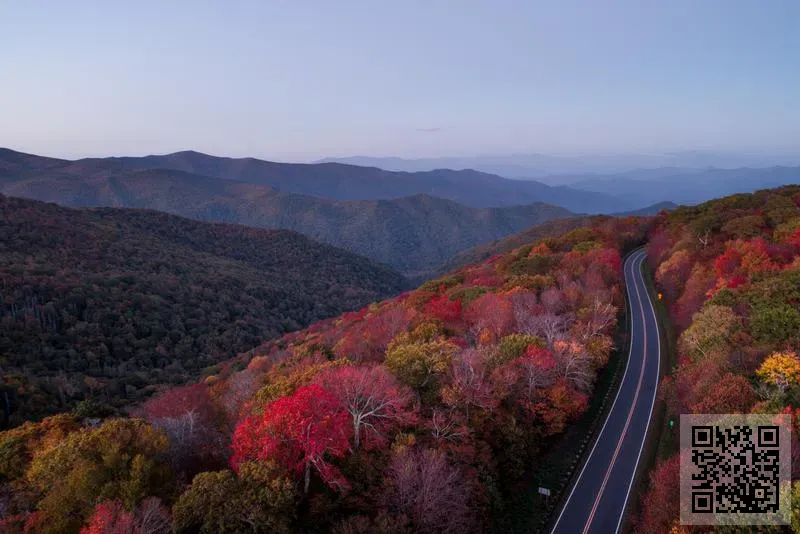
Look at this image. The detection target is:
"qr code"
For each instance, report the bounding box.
[680,414,791,526]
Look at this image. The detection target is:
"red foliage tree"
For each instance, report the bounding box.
[646,229,673,267]
[423,295,463,325]
[516,345,557,399]
[656,249,693,302]
[313,364,415,450]
[81,501,135,534]
[673,265,716,329]
[636,455,680,534]
[690,372,755,413]
[231,384,352,494]
[534,379,588,435]
[138,383,220,475]
[787,228,800,249]
[465,293,513,340]
[81,498,170,534]
[714,238,778,287]
[140,383,213,421]
[587,247,622,283]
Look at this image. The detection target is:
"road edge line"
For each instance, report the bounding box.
[549,247,643,533]
[613,250,662,533]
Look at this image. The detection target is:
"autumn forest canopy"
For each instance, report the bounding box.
[2,184,800,533]
[0,192,646,532]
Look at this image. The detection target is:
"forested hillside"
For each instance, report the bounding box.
[441,216,597,271]
[0,195,407,427]
[636,186,800,532]
[1,153,575,276]
[0,215,646,533]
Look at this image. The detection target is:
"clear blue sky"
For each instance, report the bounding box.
[2,0,799,161]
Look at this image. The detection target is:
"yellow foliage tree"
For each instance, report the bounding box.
[756,351,800,393]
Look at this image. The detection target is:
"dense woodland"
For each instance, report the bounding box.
[0,195,407,427]
[636,186,800,532]
[0,214,646,533]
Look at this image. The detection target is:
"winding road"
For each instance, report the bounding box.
[551,248,662,534]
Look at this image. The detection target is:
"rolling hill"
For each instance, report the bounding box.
[0,147,631,212]
[0,150,576,276]
[0,194,408,426]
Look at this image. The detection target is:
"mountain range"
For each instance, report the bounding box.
[0,148,589,275]
[563,166,800,206]
[0,148,628,212]
[319,151,800,179]
[4,147,795,275]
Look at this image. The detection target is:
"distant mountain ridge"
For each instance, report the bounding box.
[563,166,800,206]
[318,151,800,179]
[0,149,575,276]
[0,147,631,213]
[317,154,800,200]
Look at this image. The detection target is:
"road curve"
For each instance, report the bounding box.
[551,248,661,534]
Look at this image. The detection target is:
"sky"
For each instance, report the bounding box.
[2,0,800,161]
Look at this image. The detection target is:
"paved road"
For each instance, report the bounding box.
[551,248,661,534]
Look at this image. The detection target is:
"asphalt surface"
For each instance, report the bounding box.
[551,248,661,534]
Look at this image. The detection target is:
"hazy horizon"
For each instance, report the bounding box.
[3,1,800,161]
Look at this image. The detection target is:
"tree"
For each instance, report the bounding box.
[335,306,416,363]
[680,305,738,360]
[586,247,622,284]
[465,293,513,340]
[540,287,567,313]
[138,384,221,477]
[231,384,351,495]
[423,295,463,325]
[690,373,755,414]
[218,369,258,421]
[525,312,571,347]
[722,215,766,239]
[507,289,539,333]
[0,413,80,483]
[655,249,692,302]
[552,340,593,391]
[172,463,295,534]
[636,455,680,534]
[313,365,415,450]
[749,304,800,345]
[516,346,557,399]
[383,448,473,534]
[714,238,777,284]
[673,265,716,329]
[756,351,800,394]
[26,419,173,534]
[493,334,545,368]
[534,379,588,435]
[441,348,497,419]
[384,335,457,395]
[574,297,616,344]
[81,497,170,534]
